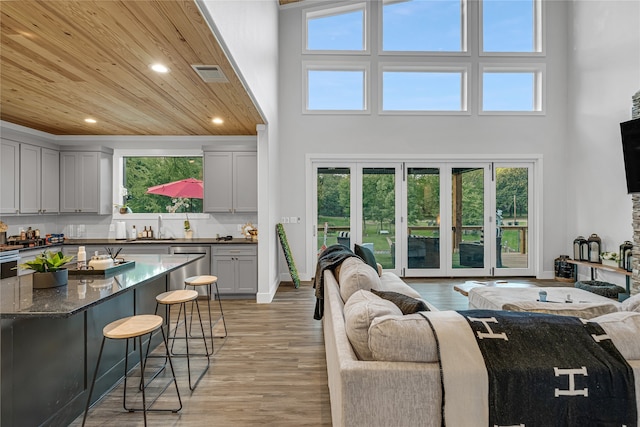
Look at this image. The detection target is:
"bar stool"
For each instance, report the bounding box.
[82,315,181,427]
[184,275,228,356]
[154,289,209,390]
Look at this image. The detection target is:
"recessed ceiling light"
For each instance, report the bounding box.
[212,117,224,125]
[84,118,97,124]
[150,63,169,73]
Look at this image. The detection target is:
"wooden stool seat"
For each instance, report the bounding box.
[156,290,199,305]
[184,275,217,286]
[103,315,163,340]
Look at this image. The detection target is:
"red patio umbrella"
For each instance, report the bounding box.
[146,178,204,199]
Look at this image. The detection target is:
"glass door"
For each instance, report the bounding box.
[316,166,353,254]
[449,165,492,276]
[404,166,443,276]
[493,164,533,276]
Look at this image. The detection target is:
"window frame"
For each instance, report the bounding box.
[479,0,545,56]
[379,0,469,56]
[303,62,371,114]
[303,2,370,55]
[478,64,546,115]
[379,63,470,115]
[112,148,208,220]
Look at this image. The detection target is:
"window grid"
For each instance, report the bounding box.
[302,0,545,115]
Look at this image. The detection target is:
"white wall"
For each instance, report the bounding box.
[199,0,281,302]
[278,0,570,280]
[567,0,640,286]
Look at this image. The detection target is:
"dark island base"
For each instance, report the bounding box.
[1,276,167,426]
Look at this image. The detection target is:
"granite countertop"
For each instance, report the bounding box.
[65,237,256,245]
[0,254,202,319]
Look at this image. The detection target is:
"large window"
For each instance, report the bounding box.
[120,156,203,214]
[302,0,544,115]
[382,0,465,52]
[382,66,468,112]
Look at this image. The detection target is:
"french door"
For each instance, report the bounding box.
[312,161,534,278]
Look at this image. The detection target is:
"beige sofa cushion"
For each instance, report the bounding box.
[339,257,382,302]
[369,313,438,363]
[344,290,402,360]
[592,311,640,360]
[622,293,640,313]
[501,300,620,319]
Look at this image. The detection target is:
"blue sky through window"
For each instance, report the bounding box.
[308,70,365,110]
[306,0,539,113]
[483,0,534,52]
[383,72,462,111]
[307,9,364,50]
[383,0,462,51]
[483,72,534,111]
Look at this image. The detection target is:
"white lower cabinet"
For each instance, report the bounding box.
[212,245,257,295]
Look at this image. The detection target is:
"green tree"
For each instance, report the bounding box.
[496,167,528,219]
[124,157,203,213]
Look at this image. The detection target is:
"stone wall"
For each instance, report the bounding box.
[632,90,640,294]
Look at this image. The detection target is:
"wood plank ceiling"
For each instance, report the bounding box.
[0,0,264,136]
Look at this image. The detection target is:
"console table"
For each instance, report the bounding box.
[565,259,632,299]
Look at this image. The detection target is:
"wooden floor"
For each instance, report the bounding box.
[72,277,559,426]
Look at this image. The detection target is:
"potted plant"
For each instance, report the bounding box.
[114,203,132,214]
[18,250,74,289]
[600,251,619,268]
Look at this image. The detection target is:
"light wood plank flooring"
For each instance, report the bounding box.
[73,277,558,426]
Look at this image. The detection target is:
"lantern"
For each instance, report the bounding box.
[573,236,587,260]
[620,240,633,270]
[587,233,601,263]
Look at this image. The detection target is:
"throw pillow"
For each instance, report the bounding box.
[354,243,377,271]
[369,313,439,363]
[338,257,382,302]
[343,289,403,360]
[591,311,640,360]
[371,289,430,315]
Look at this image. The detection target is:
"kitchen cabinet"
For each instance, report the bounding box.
[59,147,113,214]
[0,139,20,215]
[212,245,257,295]
[203,150,257,213]
[20,144,59,214]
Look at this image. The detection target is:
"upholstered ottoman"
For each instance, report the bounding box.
[468,286,621,319]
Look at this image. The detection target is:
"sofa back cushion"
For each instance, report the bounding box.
[339,257,382,303]
[368,313,439,363]
[343,290,402,360]
[592,311,640,360]
[622,292,640,313]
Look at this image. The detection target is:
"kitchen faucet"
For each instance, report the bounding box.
[157,215,162,239]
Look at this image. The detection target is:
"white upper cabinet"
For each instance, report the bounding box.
[0,140,20,215]
[203,149,257,213]
[59,147,113,214]
[20,144,59,214]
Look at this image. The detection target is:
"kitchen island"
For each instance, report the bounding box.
[0,253,203,427]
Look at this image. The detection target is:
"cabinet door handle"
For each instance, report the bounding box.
[229,250,241,254]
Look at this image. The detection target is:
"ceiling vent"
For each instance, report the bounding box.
[191,65,228,83]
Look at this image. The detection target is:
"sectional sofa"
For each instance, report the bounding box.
[322,256,640,427]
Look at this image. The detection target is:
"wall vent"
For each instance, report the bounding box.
[191,65,228,83]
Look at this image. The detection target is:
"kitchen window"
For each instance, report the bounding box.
[115,151,203,215]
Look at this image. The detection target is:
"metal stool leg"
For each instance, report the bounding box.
[82,337,106,426]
